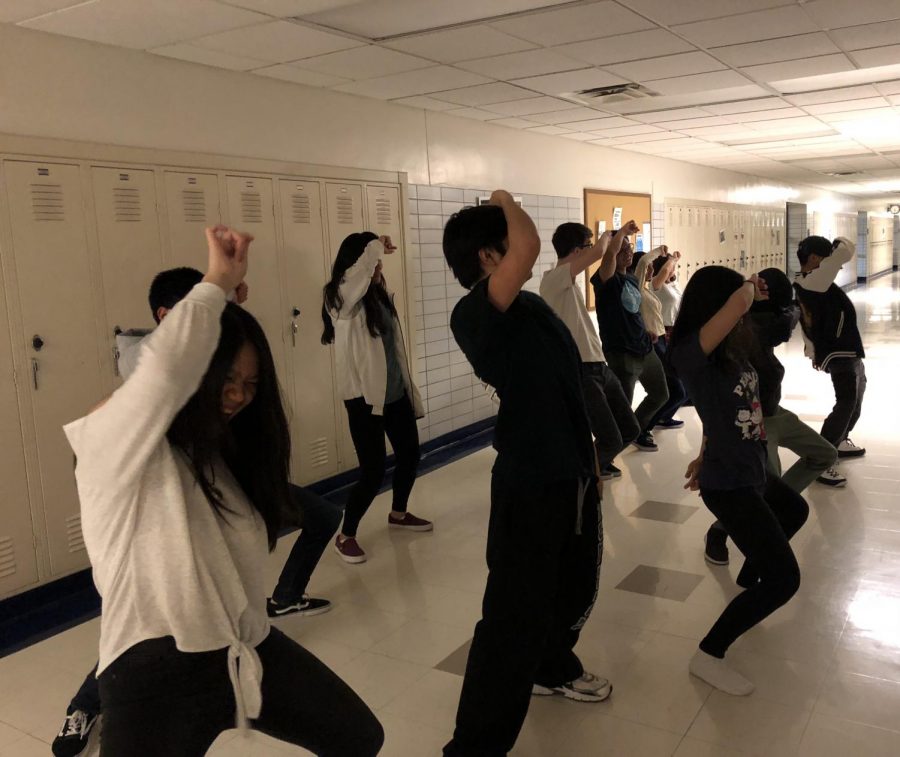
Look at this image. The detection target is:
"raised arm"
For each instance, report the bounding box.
[334,237,394,316]
[567,230,612,279]
[486,190,541,312]
[698,275,767,355]
[597,220,640,283]
[652,250,678,291]
[798,237,854,293]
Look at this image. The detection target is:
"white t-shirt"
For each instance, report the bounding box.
[539,263,606,364]
[656,281,683,328]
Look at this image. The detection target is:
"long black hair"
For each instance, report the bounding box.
[669,265,758,374]
[167,303,292,550]
[321,232,397,344]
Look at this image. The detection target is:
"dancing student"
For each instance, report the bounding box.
[794,235,867,487]
[670,266,809,695]
[443,191,608,757]
[631,248,687,433]
[322,232,429,564]
[590,226,668,452]
[63,227,382,757]
[541,222,640,480]
[703,268,837,565]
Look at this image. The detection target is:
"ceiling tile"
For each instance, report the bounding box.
[332,66,491,99]
[589,123,666,138]
[384,26,536,63]
[445,107,503,121]
[20,0,268,49]
[604,132,687,145]
[220,1,360,16]
[524,106,610,124]
[679,125,763,139]
[804,97,890,114]
[482,96,582,117]
[852,45,900,70]
[712,33,840,68]
[302,0,574,37]
[729,107,808,122]
[561,29,696,67]
[512,68,627,96]
[604,51,725,82]
[526,124,574,135]
[771,62,900,92]
[560,131,604,141]
[804,0,900,28]
[818,107,897,123]
[391,95,465,111]
[673,6,819,48]
[831,20,900,51]
[889,94,900,105]
[192,19,362,62]
[740,54,855,84]
[490,1,653,47]
[489,116,540,129]
[291,45,431,79]
[151,43,269,70]
[703,97,787,114]
[653,115,735,129]
[253,64,350,87]
[0,0,85,23]
[556,116,637,131]
[631,107,714,123]
[785,84,882,104]
[645,70,752,96]
[617,0,788,26]
[457,49,585,79]
[876,80,900,95]
[430,82,536,106]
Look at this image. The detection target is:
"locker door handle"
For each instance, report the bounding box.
[113,345,120,377]
[290,307,300,347]
[31,358,39,390]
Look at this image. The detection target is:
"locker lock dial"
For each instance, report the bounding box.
[292,307,301,317]
[32,335,44,351]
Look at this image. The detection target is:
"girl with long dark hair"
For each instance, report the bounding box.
[669,265,809,696]
[64,227,383,756]
[322,232,429,563]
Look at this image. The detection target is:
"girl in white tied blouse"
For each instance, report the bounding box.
[64,226,383,757]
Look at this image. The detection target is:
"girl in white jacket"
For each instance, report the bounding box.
[322,232,430,564]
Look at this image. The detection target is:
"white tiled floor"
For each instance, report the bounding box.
[1,273,899,756]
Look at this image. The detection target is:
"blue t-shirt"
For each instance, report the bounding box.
[671,332,767,491]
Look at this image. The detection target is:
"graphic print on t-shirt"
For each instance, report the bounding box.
[621,279,641,314]
[732,370,765,441]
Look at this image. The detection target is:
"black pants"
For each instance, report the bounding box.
[98,628,383,757]
[647,336,687,428]
[605,349,669,433]
[272,484,343,604]
[444,476,602,757]
[342,393,421,538]
[820,357,866,447]
[700,477,808,658]
[580,362,641,468]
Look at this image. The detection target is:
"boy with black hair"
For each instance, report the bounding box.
[540,222,640,479]
[442,191,608,757]
[794,235,866,486]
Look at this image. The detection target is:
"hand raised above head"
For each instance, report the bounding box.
[619,219,640,236]
[204,226,254,294]
[379,235,397,253]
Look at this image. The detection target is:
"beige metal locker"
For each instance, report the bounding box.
[0,269,39,597]
[91,167,163,379]
[277,179,339,483]
[364,185,408,335]
[163,171,221,269]
[2,160,104,577]
[224,175,288,386]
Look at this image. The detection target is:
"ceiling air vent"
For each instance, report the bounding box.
[824,171,862,177]
[567,83,659,107]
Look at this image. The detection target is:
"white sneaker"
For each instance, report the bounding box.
[689,650,754,696]
[817,467,847,487]
[532,671,612,702]
[837,438,866,458]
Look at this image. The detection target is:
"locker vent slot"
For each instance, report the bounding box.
[309,437,330,467]
[113,187,142,222]
[335,196,354,224]
[374,198,392,225]
[291,193,311,224]
[0,536,15,579]
[30,183,64,221]
[241,191,263,223]
[66,514,86,553]
[182,189,207,222]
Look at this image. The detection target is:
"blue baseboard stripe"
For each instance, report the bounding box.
[0,417,496,658]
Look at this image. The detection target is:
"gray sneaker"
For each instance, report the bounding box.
[532,672,612,702]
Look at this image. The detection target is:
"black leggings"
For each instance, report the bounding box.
[98,627,383,757]
[342,393,421,538]
[699,476,809,658]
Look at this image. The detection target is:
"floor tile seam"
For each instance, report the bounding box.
[805,714,900,737]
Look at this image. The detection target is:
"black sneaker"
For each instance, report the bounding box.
[704,529,729,566]
[655,418,684,429]
[632,432,658,451]
[603,463,622,478]
[267,595,332,618]
[52,709,98,757]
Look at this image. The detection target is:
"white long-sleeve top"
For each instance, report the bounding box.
[330,238,423,416]
[63,283,270,729]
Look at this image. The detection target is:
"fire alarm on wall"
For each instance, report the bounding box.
[888,203,900,214]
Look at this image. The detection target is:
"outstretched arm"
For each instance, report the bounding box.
[698,274,767,355]
[487,190,541,312]
[597,220,640,284]
[567,230,612,279]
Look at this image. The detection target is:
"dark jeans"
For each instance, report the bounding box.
[71,664,101,716]
[272,484,343,604]
[821,358,866,447]
[647,336,687,427]
[580,362,641,468]
[445,476,602,757]
[342,393,421,538]
[701,476,808,658]
[98,628,383,757]
[605,349,669,434]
